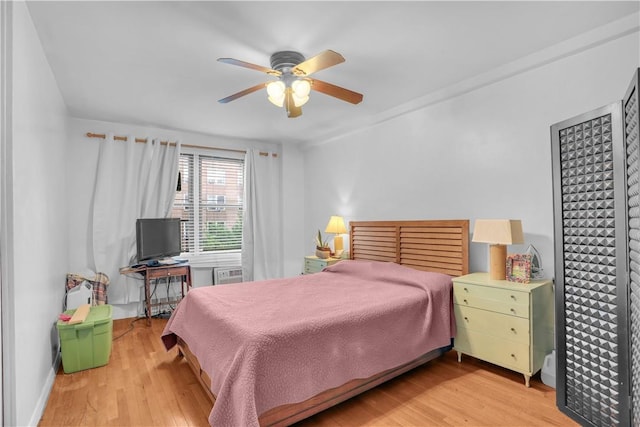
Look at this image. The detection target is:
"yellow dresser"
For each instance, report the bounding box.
[452,272,554,387]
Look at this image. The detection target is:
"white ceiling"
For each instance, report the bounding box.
[26,1,640,145]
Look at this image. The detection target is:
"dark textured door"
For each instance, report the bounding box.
[551,101,630,426]
[624,69,640,427]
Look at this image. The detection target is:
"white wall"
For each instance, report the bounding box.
[10,2,70,425]
[303,31,639,278]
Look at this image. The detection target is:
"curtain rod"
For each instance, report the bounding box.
[85,132,277,157]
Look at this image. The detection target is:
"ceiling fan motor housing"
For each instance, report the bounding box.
[270,51,305,73]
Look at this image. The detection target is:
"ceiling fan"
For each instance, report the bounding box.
[217,50,363,118]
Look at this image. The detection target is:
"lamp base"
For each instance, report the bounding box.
[489,244,507,280]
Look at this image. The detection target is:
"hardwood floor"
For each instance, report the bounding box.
[39,318,578,427]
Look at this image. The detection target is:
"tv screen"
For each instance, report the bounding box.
[136,218,182,261]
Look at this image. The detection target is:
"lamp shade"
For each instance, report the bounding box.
[472,219,524,245]
[325,216,347,235]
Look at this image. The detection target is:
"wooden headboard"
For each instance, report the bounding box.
[349,220,469,277]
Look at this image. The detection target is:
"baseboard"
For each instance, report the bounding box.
[28,351,60,426]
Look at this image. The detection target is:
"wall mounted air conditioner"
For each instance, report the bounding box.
[213,266,243,285]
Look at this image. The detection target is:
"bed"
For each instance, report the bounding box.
[162,219,469,426]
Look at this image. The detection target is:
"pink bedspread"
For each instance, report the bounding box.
[162,260,455,427]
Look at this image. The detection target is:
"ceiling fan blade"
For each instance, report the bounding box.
[217,58,281,76]
[218,83,266,103]
[285,90,302,118]
[292,50,345,76]
[310,78,363,104]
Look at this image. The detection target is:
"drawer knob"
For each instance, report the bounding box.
[463,287,469,292]
[464,316,469,322]
[510,327,516,333]
[510,295,516,300]
[510,353,516,358]
[463,299,469,304]
[510,308,516,314]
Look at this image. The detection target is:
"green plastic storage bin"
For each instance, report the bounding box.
[57,304,113,373]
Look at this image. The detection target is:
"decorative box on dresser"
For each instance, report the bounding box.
[303,256,340,274]
[452,272,554,387]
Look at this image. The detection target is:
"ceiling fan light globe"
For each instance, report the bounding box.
[292,79,311,97]
[266,80,285,98]
[292,94,309,107]
[268,95,285,107]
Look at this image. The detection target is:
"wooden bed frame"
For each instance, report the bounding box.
[177,219,469,426]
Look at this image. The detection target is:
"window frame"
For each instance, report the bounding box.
[174,147,245,265]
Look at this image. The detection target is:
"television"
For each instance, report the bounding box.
[136,218,182,262]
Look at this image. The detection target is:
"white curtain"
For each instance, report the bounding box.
[91,134,180,304]
[242,148,283,281]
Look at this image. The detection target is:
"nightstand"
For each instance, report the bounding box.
[452,272,554,387]
[303,256,340,274]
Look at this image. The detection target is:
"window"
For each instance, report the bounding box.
[172,152,244,255]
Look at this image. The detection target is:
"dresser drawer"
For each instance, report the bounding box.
[453,282,529,318]
[454,304,530,344]
[304,258,324,274]
[147,265,190,279]
[304,257,340,274]
[454,328,530,372]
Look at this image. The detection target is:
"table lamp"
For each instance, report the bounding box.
[325,216,347,258]
[472,219,524,280]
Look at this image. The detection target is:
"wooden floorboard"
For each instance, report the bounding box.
[39,318,577,427]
